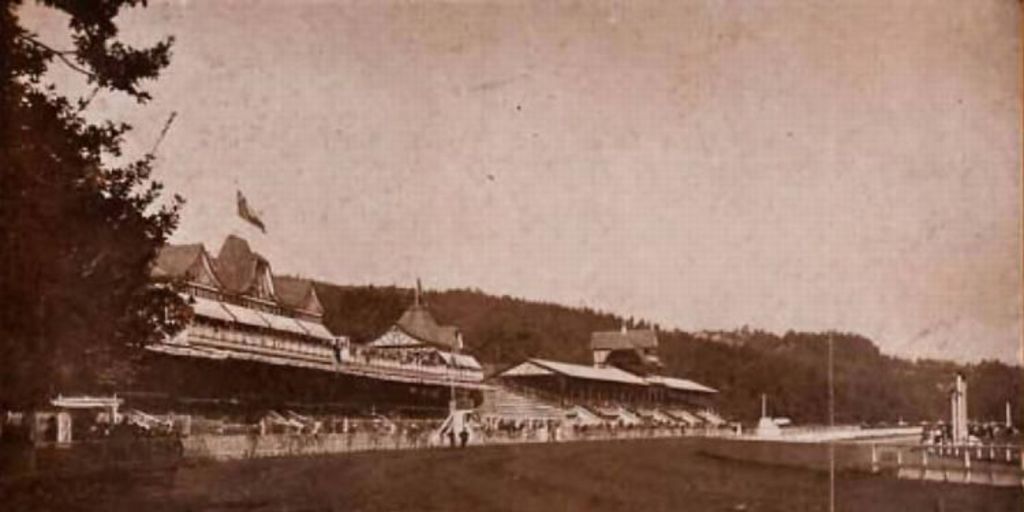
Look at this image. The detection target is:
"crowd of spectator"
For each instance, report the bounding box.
[351,346,448,369]
[921,421,1021,446]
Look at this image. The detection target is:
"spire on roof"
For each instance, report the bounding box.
[415,278,423,306]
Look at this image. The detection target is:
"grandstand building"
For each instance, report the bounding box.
[366,282,483,380]
[482,328,724,428]
[132,235,485,417]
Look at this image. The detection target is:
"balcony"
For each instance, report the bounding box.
[156,321,484,387]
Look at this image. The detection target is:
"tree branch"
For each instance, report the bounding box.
[16,34,97,81]
[78,86,101,112]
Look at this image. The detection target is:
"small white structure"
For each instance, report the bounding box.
[950,373,968,443]
[755,393,781,438]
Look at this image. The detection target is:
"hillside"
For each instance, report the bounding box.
[314,283,1023,425]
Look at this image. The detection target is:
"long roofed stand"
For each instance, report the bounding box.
[48,235,724,445]
[484,327,724,430]
[135,236,486,426]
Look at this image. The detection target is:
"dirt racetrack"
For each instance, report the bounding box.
[2,438,1020,512]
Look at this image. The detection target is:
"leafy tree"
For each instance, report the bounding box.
[0,0,185,408]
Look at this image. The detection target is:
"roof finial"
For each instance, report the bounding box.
[415,278,423,306]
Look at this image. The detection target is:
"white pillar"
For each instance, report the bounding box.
[958,374,968,443]
[950,373,968,444]
[950,391,959,442]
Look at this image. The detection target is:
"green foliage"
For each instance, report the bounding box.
[0,0,182,408]
[317,283,1023,425]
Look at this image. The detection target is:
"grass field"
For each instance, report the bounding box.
[2,438,1020,512]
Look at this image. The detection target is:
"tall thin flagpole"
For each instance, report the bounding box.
[828,332,835,512]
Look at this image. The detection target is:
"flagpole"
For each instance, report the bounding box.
[828,332,835,512]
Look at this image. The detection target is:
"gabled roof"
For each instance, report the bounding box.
[499,358,716,393]
[273,276,323,315]
[438,352,483,371]
[591,329,659,351]
[435,326,460,350]
[646,375,717,394]
[152,244,222,288]
[214,235,272,296]
[394,303,460,350]
[500,358,649,386]
[151,244,204,279]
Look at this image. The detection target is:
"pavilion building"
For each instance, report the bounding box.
[134,235,485,417]
[489,327,723,426]
[366,282,483,385]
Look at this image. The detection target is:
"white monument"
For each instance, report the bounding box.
[950,373,968,443]
[755,393,781,437]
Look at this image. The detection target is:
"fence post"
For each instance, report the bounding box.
[871,444,878,473]
[963,448,971,483]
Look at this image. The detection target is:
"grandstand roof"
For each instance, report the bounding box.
[590,329,658,351]
[499,359,716,393]
[296,318,335,340]
[215,235,273,296]
[152,244,204,278]
[395,303,460,349]
[501,358,649,386]
[219,301,271,329]
[189,296,236,323]
[646,375,717,394]
[273,276,324,316]
[439,352,483,371]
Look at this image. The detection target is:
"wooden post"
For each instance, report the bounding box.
[871,444,879,473]
[963,448,971,483]
[828,333,835,512]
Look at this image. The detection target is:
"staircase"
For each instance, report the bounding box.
[478,386,567,421]
[637,407,678,425]
[665,408,703,426]
[697,409,727,426]
[568,405,605,426]
[615,407,643,426]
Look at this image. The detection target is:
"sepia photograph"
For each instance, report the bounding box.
[1,0,1022,510]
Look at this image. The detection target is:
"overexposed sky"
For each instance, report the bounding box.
[21,0,1022,363]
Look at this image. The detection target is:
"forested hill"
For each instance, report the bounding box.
[313,283,1023,426]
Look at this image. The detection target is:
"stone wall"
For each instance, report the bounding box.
[181,432,428,461]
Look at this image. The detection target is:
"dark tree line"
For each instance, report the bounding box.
[317,283,1023,425]
[1,0,185,408]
